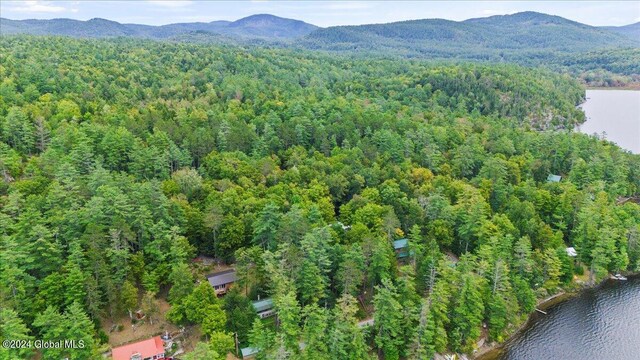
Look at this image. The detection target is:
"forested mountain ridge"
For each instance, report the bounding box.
[603,22,640,41]
[225,14,318,38]
[303,11,637,54]
[462,11,635,51]
[1,36,639,360]
[298,12,640,86]
[0,14,318,39]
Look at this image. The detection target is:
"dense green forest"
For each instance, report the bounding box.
[0,36,639,360]
[3,12,640,87]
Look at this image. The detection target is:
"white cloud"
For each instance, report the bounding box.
[147,1,193,8]
[8,1,67,13]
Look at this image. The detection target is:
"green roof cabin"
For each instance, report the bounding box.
[252,298,275,319]
[393,238,412,259]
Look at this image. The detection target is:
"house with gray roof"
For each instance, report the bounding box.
[207,269,237,296]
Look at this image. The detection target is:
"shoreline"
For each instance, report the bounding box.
[585,86,640,91]
[472,272,639,360]
[471,291,571,360]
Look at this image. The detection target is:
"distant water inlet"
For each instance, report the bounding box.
[494,276,640,360]
[578,90,640,154]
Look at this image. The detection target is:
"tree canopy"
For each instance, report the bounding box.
[0,35,638,359]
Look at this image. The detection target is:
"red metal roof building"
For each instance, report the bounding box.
[112,336,165,360]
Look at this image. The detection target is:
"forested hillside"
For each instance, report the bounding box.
[554,48,640,87]
[1,36,639,360]
[603,22,640,41]
[299,12,640,86]
[303,11,637,55]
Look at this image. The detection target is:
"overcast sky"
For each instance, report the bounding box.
[1,1,639,27]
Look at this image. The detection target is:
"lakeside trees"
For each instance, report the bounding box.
[0,35,638,359]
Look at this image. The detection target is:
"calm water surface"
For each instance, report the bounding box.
[498,276,640,360]
[578,90,640,154]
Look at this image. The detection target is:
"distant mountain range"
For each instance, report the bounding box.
[1,12,638,62]
[0,14,318,39]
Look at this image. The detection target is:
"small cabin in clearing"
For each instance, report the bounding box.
[252,298,275,319]
[207,269,237,296]
[547,174,562,183]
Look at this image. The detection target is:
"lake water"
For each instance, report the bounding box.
[495,276,640,360]
[578,90,640,154]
